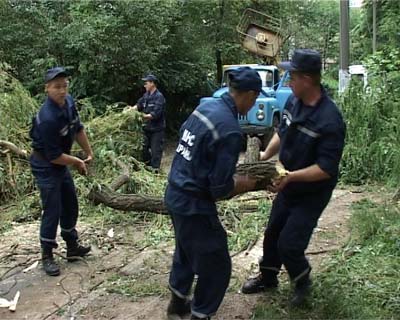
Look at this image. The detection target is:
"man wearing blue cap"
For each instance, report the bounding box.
[130,74,166,172]
[30,67,93,276]
[242,49,346,306]
[164,67,262,319]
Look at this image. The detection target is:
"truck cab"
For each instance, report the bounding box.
[200,65,292,141]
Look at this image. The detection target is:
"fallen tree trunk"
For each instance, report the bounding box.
[1,139,282,214]
[88,186,168,214]
[88,160,284,214]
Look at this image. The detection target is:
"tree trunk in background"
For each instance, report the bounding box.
[216,49,223,85]
[215,0,225,85]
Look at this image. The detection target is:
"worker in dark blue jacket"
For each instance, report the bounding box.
[30,67,93,276]
[241,49,346,307]
[164,67,264,320]
[130,74,166,172]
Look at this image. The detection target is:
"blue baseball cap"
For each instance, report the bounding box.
[45,67,68,83]
[278,49,322,73]
[141,74,158,82]
[228,67,263,93]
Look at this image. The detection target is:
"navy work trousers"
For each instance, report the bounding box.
[260,189,332,282]
[169,212,231,318]
[30,157,79,249]
[142,129,164,169]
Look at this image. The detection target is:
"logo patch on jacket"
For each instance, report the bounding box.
[176,129,196,161]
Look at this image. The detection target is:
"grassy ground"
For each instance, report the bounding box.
[253,198,400,319]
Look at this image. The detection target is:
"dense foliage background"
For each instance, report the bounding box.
[1,0,399,190]
[0,0,344,123]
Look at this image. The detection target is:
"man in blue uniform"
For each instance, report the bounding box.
[164,67,263,320]
[30,67,93,276]
[131,74,166,172]
[241,49,346,306]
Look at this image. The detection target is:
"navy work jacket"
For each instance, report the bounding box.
[30,94,83,168]
[137,89,166,132]
[165,93,243,216]
[278,88,345,195]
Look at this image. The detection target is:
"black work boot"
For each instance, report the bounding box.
[42,248,60,276]
[290,277,312,307]
[241,273,278,294]
[66,241,91,262]
[167,292,191,319]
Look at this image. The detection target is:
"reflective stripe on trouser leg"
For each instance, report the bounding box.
[169,214,195,297]
[169,213,231,318]
[60,168,79,243]
[192,310,211,319]
[293,267,311,283]
[277,190,332,281]
[38,180,62,249]
[169,285,191,300]
[260,192,289,276]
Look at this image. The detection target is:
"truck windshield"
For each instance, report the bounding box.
[222,69,274,88]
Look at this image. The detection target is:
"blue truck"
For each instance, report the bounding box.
[201,64,292,147]
[201,9,292,148]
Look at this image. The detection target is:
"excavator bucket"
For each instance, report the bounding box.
[237,8,283,60]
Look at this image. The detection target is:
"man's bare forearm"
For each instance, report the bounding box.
[75,129,93,158]
[288,164,331,183]
[260,133,280,160]
[51,153,82,166]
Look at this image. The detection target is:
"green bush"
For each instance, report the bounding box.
[0,63,38,202]
[339,49,400,185]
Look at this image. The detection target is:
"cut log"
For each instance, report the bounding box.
[87,160,285,214]
[243,136,261,163]
[236,160,285,189]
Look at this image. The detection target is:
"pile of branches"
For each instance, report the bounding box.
[87,159,284,214]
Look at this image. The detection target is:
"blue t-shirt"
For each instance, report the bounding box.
[278,88,345,194]
[30,94,83,167]
[165,93,243,216]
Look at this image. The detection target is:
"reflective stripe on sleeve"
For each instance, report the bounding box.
[193,110,219,141]
[296,125,321,138]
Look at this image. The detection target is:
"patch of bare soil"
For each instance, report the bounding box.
[0,186,371,320]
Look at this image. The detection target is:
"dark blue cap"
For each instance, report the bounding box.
[45,67,68,83]
[228,67,262,92]
[141,74,158,82]
[279,49,322,73]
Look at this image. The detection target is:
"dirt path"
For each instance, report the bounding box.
[0,186,368,320]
